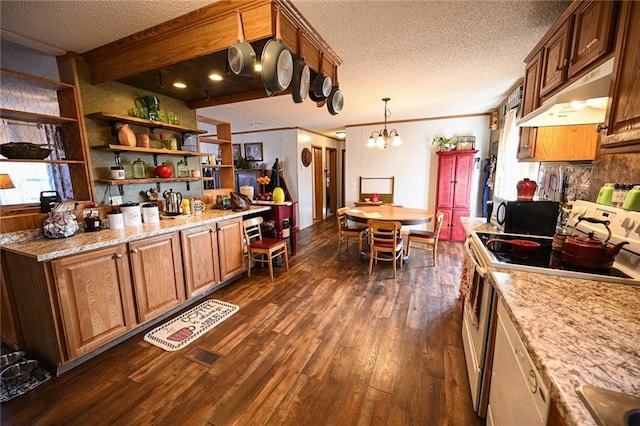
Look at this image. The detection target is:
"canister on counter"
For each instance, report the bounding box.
[142,203,159,223]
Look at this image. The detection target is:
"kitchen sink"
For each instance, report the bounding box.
[576,385,640,426]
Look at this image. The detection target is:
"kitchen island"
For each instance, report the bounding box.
[1,205,271,375]
[461,217,640,426]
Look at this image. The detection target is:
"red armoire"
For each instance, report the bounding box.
[435,150,478,241]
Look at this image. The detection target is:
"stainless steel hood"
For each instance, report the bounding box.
[517,57,614,127]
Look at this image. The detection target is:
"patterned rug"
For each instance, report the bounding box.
[0,365,51,403]
[144,299,239,351]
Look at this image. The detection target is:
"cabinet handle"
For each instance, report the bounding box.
[555,65,563,72]
[115,253,123,259]
[131,248,139,254]
[597,124,609,132]
[528,369,538,394]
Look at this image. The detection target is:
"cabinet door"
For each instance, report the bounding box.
[436,155,456,208]
[439,208,453,241]
[129,233,185,323]
[539,18,573,97]
[452,154,474,210]
[217,217,245,282]
[519,52,543,160]
[181,225,220,298]
[568,0,616,78]
[601,1,640,151]
[52,245,137,358]
[450,210,469,242]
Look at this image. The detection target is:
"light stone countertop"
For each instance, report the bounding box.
[1,206,271,262]
[460,217,640,426]
[491,270,640,426]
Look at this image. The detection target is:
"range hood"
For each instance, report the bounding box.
[517,57,614,127]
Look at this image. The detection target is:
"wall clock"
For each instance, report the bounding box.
[301,148,312,167]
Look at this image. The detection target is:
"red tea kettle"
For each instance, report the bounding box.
[561,216,628,270]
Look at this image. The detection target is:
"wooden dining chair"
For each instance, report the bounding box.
[337,207,368,252]
[367,219,404,278]
[405,212,445,266]
[242,216,289,281]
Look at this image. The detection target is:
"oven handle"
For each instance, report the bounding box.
[465,238,488,278]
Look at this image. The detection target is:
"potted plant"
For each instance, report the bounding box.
[432,136,453,151]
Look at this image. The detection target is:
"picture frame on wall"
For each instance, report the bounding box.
[232,144,241,159]
[244,143,263,161]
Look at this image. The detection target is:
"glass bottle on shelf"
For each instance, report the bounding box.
[177,159,189,178]
[132,158,146,179]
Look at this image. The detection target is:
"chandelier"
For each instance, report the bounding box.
[367,97,402,149]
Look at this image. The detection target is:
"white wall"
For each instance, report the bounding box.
[346,115,490,230]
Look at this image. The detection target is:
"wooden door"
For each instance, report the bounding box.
[326,147,337,215]
[341,148,346,207]
[217,217,245,281]
[451,210,469,242]
[452,154,475,210]
[539,18,573,97]
[439,208,453,241]
[312,146,323,220]
[181,225,220,298]
[601,0,640,151]
[129,233,185,323]
[436,154,456,208]
[568,0,616,78]
[52,244,137,358]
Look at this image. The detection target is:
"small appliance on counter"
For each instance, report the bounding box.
[489,195,560,236]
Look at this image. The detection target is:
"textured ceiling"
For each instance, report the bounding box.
[0,0,570,137]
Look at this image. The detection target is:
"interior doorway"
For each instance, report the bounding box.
[326,147,337,216]
[312,146,323,221]
[341,148,346,207]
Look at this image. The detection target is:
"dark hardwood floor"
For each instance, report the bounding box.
[1,217,483,426]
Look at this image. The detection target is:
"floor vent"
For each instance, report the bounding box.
[185,347,220,367]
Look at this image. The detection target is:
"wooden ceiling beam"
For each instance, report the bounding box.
[82,0,342,86]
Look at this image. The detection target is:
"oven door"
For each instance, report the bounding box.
[461,238,494,416]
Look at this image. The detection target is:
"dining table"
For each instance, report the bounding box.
[345,205,434,226]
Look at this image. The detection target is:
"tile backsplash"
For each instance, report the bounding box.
[537,162,592,202]
[589,153,640,201]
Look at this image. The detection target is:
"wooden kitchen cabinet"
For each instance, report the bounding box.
[129,233,186,323]
[436,150,477,242]
[539,18,573,98]
[519,51,543,160]
[567,1,617,79]
[600,0,640,152]
[216,217,245,281]
[181,225,221,298]
[519,124,598,162]
[52,245,137,359]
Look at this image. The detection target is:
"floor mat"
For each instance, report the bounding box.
[144,299,239,351]
[1,365,51,403]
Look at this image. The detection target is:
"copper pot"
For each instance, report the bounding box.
[561,216,628,270]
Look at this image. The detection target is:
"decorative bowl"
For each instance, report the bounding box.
[1,142,52,160]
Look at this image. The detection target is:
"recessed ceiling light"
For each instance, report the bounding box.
[209,73,223,81]
[254,63,262,72]
[173,82,187,89]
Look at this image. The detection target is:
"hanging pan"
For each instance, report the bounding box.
[327,65,344,115]
[309,51,332,102]
[228,10,256,77]
[291,29,310,104]
[261,5,293,96]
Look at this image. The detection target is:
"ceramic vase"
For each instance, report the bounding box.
[117,124,136,147]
